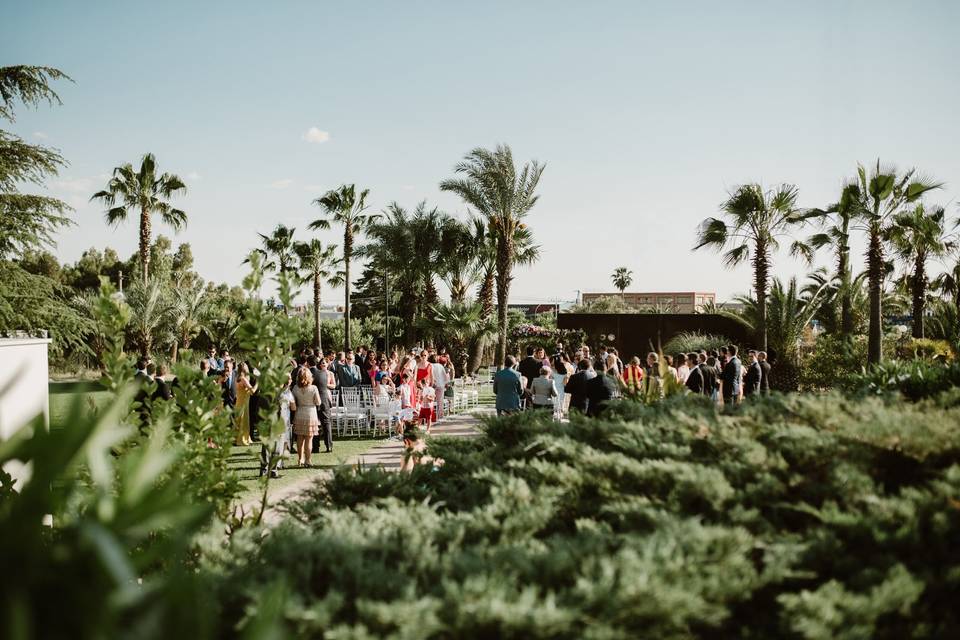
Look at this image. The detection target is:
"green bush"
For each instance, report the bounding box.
[662,331,732,355]
[207,394,960,638]
[896,338,954,362]
[800,334,868,391]
[842,359,960,402]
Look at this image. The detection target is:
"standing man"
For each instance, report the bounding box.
[721,345,742,405]
[220,359,237,411]
[337,352,362,389]
[312,357,336,453]
[744,350,762,398]
[564,359,594,414]
[757,351,772,394]
[584,367,618,418]
[684,353,705,395]
[493,356,524,415]
[518,346,542,390]
[429,354,448,420]
[205,348,223,373]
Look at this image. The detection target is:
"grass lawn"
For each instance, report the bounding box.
[49,386,111,430]
[228,437,385,504]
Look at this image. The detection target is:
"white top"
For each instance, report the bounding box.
[279,388,295,425]
[431,362,448,387]
[421,385,436,408]
[399,384,413,409]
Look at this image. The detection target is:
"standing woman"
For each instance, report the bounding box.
[233,363,256,446]
[292,367,322,467]
[622,357,645,394]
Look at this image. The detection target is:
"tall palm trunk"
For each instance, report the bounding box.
[171,339,179,363]
[343,228,352,350]
[911,252,926,339]
[752,241,769,352]
[866,225,884,364]
[139,206,151,283]
[313,275,322,352]
[838,244,853,337]
[467,267,495,374]
[478,267,494,318]
[494,232,513,369]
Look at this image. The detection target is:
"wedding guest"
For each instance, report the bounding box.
[530,367,558,412]
[494,355,524,415]
[565,359,594,414]
[292,367,321,467]
[744,350,762,397]
[233,362,256,446]
[758,351,772,394]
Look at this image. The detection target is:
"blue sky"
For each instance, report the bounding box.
[6,1,959,304]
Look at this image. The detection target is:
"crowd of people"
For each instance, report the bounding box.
[194,344,458,476]
[134,339,773,478]
[494,342,773,418]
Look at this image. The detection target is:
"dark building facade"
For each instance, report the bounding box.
[557,313,753,358]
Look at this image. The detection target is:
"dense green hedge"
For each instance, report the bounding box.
[208,394,960,638]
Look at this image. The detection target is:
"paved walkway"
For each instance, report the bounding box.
[248,408,491,525]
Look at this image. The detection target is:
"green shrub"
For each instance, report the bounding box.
[800,334,868,391]
[662,331,732,355]
[207,394,960,638]
[842,359,960,401]
[896,337,954,362]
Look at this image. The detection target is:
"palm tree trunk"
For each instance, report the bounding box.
[867,225,884,364]
[752,241,769,352]
[343,229,352,350]
[494,231,513,369]
[478,268,494,318]
[912,253,926,339]
[171,339,179,363]
[313,275,322,352]
[139,206,151,283]
[467,267,495,374]
[838,244,853,337]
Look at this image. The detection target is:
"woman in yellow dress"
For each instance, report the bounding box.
[234,362,257,446]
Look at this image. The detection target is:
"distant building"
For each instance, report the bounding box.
[581,291,716,313]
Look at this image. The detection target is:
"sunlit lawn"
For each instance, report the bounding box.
[228,437,385,504]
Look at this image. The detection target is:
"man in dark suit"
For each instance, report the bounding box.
[564,359,594,414]
[307,356,333,454]
[721,345,742,405]
[758,351,772,394]
[152,364,173,401]
[584,370,618,418]
[684,353,705,395]
[220,359,237,410]
[518,346,541,390]
[702,355,719,402]
[743,350,762,398]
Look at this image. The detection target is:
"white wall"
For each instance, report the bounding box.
[0,338,51,489]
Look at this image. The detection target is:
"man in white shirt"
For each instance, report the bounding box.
[429,354,448,420]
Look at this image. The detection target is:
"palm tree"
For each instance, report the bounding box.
[253,224,298,274]
[440,145,545,368]
[611,267,633,300]
[801,188,859,337]
[694,183,808,351]
[467,217,540,373]
[91,153,187,283]
[887,204,952,339]
[438,217,481,304]
[422,301,496,375]
[294,238,339,352]
[736,276,828,370]
[309,184,377,350]
[841,161,941,362]
[170,279,209,363]
[125,278,172,357]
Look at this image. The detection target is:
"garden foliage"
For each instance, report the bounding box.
[209,394,960,638]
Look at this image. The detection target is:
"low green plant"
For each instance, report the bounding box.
[662,331,732,355]
[206,394,960,637]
